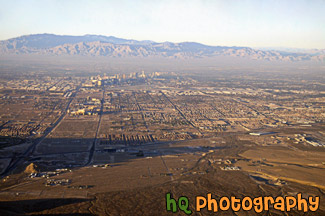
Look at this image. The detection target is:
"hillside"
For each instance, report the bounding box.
[0,34,324,61]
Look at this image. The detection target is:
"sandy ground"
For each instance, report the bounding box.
[1,128,325,215]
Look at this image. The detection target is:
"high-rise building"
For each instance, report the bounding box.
[140,70,146,78]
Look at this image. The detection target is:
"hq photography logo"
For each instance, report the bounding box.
[165,193,320,214]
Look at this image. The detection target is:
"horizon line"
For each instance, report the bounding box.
[1,33,324,50]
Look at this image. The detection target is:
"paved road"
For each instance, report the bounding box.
[1,86,80,176]
[160,91,201,135]
[85,86,105,166]
[132,92,149,132]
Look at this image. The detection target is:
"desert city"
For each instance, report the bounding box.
[1,0,325,215]
[0,58,324,215]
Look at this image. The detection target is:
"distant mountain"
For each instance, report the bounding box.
[0,34,324,61]
[0,34,154,49]
[258,47,325,54]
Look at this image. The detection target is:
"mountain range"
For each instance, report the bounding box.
[1,34,324,61]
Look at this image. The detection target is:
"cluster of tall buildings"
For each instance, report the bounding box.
[90,71,163,84]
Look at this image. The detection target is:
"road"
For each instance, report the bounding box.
[132,92,149,132]
[160,91,201,135]
[85,86,105,165]
[1,86,80,176]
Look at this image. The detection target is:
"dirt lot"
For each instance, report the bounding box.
[1,128,325,215]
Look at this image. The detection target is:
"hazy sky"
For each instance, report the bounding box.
[1,0,324,48]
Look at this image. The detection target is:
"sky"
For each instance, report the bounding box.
[0,0,324,49]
